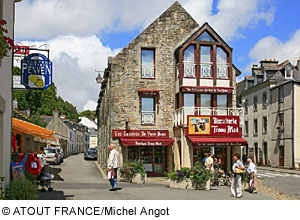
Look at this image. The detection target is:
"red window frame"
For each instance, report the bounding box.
[216,46,229,80]
[199,45,213,79]
[183,45,197,79]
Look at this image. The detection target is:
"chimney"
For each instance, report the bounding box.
[297,57,300,71]
[53,108,59,120]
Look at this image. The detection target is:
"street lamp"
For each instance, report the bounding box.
[95,70,104,84]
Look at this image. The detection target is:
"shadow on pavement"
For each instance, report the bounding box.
[38,190,67,200]
[49,167,64,181]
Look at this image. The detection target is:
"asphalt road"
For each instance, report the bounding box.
[40,153,271,200]
[257,169,300,199]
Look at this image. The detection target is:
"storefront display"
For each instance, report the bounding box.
[128,146,167,173]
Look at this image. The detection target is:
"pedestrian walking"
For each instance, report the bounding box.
[107,144,120,191]
[247,157,258,194]
[231,153,245,198]
[202,153,208,165]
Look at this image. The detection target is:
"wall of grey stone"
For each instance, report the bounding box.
[98,2,200,169]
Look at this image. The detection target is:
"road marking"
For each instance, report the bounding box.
[265,173,288,177]
[257,173,275,178]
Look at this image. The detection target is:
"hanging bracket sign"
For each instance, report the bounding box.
[21,53,53,90]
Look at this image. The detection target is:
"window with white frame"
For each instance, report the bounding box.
[285,66,293,79]
[141,49,155,78]
[216,47,228,79]
[141,96,155,125]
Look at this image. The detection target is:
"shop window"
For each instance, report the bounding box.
[262,93,267,109]
[141,96,155,125]
[200,46,212,78]
[244,121,248,137]
[263,116,267,134]
[217,94,227,115]
[127,146,167,173]
[253,96,258,112]
[217,47,229,79]
[278,87,284,103]
[196,31,215,42]
[200,94,211,115]
[183,45,196,77]
[254,119,258,136]
[141,49,155,79]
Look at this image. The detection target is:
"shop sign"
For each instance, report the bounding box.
[120,138,174,146]
[14,45,30,55]
[138,89,160,96]
[112,130,169,138]
[21,53,53,90]
[187,115,241,136]
[181,86,232,94]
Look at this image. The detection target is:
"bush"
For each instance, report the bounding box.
[167,162,212,190]
[0,176,5,200]
[5,178,38,200]
[190,163,212,190]
[119,161,146,179]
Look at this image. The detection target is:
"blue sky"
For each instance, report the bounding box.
[14,0,300,110]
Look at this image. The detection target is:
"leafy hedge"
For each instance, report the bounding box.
[4,178,38,200]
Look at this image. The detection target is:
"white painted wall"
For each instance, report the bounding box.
[0,0,16,188]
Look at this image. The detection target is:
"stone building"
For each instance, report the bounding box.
[96,1,245,175]
[238,59,300,169]
[0,0,21,188]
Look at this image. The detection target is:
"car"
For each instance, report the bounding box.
[44,147,61,165]
[55,147,64,163]
[84,149,97,160]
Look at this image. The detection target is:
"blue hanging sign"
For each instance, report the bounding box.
[21,53,53,89]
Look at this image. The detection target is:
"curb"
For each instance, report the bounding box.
[257,166,300,175]
[94,161,107,179]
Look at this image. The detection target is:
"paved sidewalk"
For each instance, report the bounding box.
[257,166,300,175]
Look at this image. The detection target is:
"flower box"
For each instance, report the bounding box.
[118,172,147,184]
[169,179,210,191]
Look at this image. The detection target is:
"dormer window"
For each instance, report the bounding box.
[285,66,293,79]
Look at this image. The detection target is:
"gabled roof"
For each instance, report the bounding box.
[175,22,233,53]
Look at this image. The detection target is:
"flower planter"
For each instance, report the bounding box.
[169,179,210,191]
[118,172,147,184]
[132,173,147,184]
[169,180,189,189]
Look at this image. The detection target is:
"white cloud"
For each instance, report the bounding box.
[184,0,275,41]
[21,35,120,111]
[245,29,300,72]
[16,0,275,41]
[83,100,97,111]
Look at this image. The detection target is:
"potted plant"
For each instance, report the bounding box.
[119,161,147,184]
[242,172,250,191]
[167,167,192,189]
[190,163,212,191]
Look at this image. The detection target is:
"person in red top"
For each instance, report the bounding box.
[25,153,42,176]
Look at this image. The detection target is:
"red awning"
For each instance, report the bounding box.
[188,136,247,146]
[120,138,174,146]
[138,89,160,96]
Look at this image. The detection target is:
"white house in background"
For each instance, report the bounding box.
[0,0,21,189]
[89,128,98,148]
[79,117,97,129]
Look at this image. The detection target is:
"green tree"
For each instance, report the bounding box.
[29,114,47,128]
[79,110,96,120]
